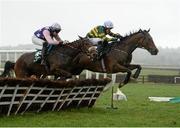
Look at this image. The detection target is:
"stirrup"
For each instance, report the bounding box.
[40,61,45,65]
[40,60,46,65]
[41,61,49,73]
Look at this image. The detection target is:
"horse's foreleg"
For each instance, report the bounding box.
[125,64,142,79]
[124,70,131,85]
[114,64,132,86]
[50,68,72,80]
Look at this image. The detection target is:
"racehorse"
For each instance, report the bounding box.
[14,38,92,79]
[76,29,159,86]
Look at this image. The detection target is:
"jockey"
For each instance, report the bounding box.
[86,20,123,59]
[32,23,63,65]
[86,20,123,45]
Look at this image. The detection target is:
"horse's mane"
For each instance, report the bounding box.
[64,38,89,47]
[120,29,143,41]
[51,37,89,51]
[52,37,90,55]
[111,29,144,48]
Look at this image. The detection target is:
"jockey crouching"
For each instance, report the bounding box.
[86,20,123,60]
[32,23,63,66]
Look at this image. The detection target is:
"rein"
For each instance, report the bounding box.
[114,49,129,55]
[65,41,90,56]
[112,31,147,55]
[65,44,80,51]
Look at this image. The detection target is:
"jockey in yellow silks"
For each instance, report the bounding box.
[86,20,123,59]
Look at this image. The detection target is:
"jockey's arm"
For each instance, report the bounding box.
[43,30,59,45]
[54,34,63,43]
[102,36,114,42]
[109,31,122,38]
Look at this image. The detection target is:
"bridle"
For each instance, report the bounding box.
[137,32,149,50]
[114,49,129,55]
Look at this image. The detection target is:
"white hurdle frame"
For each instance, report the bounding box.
[0,78,109,116]
[174,77,180,84]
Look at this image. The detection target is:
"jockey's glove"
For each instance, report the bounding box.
[58,41,63,46]
[111,38,118,42]
[116,33,123,39]
[63,40,70,44]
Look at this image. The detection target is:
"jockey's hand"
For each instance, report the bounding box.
[117,38,121,42]
[58,41,63,46]
[116,33,123,39]
[111,38,118,42]
[63,40,70,44]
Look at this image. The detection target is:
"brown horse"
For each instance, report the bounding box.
[14,38,92,79]
[76,29,159,85]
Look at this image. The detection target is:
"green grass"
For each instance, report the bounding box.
[0,83,180,127]
[140,68,180,76]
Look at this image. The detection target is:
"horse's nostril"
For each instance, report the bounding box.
[156,49,159,53]
[152,49,158,55]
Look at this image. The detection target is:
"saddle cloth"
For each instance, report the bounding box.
[33,45,55,63]
[34,49,42,63]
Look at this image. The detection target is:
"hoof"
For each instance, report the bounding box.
[118,83,125,88]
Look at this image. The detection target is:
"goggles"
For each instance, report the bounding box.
[54,29,61,33]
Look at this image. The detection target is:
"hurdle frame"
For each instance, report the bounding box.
[0,78,111,116]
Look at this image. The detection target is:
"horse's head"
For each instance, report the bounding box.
[79,37,97,60]
[63,37,93,59]
[137,29,159,55]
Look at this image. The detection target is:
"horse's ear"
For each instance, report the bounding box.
[139,29,142,32]
[78,35,84,39]
[147,28,150,32]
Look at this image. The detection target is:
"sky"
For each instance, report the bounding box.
[0,0,180,48]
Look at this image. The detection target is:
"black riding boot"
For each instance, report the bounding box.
[41,43,48,65]
[97,44,104,60]
[97,41,108,60]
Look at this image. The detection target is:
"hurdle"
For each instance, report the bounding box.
[0,78,111,116]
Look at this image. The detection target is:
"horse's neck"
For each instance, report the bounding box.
[119,35,140,55]
[52,43,80,56]
[67,40,86,49]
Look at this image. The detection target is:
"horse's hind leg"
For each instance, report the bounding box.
[15,70,29,78]
[14,63,29,78]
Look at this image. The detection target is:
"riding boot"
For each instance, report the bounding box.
[97,44,104,60]
[41,43,48,65]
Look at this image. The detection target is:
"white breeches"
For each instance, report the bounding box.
[88,38,103,46]
[32,35,45,46]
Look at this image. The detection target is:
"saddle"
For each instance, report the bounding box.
[88,41,113,60]
[33,44,56,63]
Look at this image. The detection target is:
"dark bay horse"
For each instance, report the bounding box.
[14,38,92,79]
[77,29,159,85]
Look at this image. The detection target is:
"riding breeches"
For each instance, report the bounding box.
[87,37,103,46]
[32,35,45,46]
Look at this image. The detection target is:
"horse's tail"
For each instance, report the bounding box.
[0,61,15,77]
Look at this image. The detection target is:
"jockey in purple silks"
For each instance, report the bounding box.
[32,23,63,65]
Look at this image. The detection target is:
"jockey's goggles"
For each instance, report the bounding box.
[54,29,61,33]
